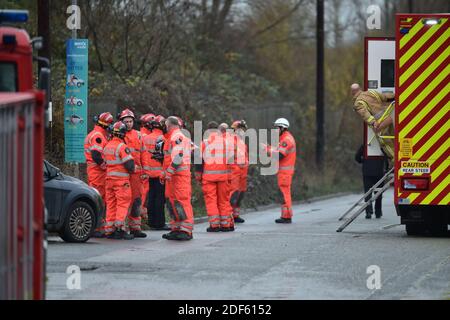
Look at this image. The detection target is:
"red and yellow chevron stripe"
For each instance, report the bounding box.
[396,14,450,206]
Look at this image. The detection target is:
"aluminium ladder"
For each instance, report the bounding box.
[337,167,394,232]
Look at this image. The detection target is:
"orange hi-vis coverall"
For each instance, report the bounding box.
[268,131,296,219]
[124,129,147,231]
[162,128,194,235]
[142,128,165,178]
[84,125,109,231]
[84,125,108,198]
[139,127,150,219]
[229,132,249,219]
[142,128,166,226]
[104,137,134,234]
[196,131,233,229]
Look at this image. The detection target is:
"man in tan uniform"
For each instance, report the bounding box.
[351,83,395,160]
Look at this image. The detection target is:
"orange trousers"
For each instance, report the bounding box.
[128,173,143,231]
[278,173,293,219]
[165,175,194,235]
[229,166,248,218]
[202,180,233,228]
[105,178,131,233]
[87,166,106,231]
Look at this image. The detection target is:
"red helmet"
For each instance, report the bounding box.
[231,120,247,130]
[111,121,127,138]
[97,112,114,128]
[119,108,135,120]
[175,116,184,127]
[141,113,155,123]
[155,115,166,124]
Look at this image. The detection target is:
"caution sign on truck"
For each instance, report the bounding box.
[395,14,449,235]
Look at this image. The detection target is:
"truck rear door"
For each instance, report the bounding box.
[395,14,449,207]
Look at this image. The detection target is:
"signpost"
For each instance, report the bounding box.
[64,38,88,165]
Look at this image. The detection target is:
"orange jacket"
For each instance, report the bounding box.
[142,128,164,178]
[84,125,108,167]
[104,137,134,180]
[198,131,232,182]
[232,132,248,168]
[277,131,296,175]
[124,129,144,174]
[140,127,151,136]
[163,128,191,177]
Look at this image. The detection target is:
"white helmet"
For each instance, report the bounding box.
[274,118,289,129]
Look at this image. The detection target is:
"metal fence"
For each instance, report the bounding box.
[0,92,45,300]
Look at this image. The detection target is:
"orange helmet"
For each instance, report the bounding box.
[111,121,127,138]
[96,112,114,128]
[119,108,135,120]
[231,120,247,130]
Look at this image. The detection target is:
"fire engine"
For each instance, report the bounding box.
[338,13,448,236]
[0,10,50,299]
[394,13,449,236]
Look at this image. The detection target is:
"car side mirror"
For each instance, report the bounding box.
[45,165,60,180]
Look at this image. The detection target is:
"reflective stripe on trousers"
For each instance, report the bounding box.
[107,171,130,177]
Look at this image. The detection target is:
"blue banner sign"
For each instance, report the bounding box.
[64,39,88,163]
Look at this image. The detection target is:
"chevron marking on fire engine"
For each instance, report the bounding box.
[399,19,448,69]
[400,19,426,49]
[397,16,450,206]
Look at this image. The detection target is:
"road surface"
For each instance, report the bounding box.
[46,190,450,300]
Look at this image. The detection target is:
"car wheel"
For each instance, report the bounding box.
[60,201,95,243]
[77,82,82,87]
[77,101,82,106]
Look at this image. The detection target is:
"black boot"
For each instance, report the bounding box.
[131,230,148,238]
[206,227,221,232]
[234,216,245,223]
[365,208,373,219]
[221,226,235,232]
[375,211,383,219]
[275,218,292,224]
[92,231,105,238]
[162,231,180,240]
[173,231,193,241]
[106,230,119,239]
[117,230,135,240]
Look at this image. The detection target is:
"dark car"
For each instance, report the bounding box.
[44,160,104,243]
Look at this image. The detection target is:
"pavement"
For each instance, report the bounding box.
[45,189,450,300]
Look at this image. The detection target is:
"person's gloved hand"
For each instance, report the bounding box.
[140,173,149,180]
[195,172,202,182]
[100,162,107,170]
[159,171,166,185]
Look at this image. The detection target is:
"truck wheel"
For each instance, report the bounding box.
[428,222,447,237]
[405,223,425,236]
[60,201,95,243]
